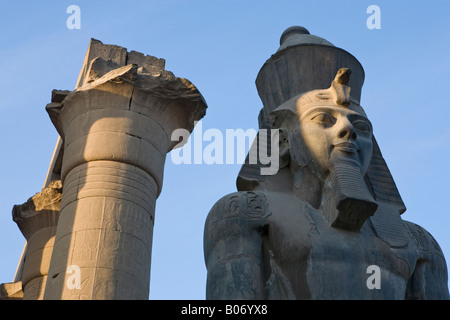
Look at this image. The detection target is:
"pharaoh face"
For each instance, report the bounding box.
[297,102,373,177]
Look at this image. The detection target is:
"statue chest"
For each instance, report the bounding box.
[264,202,412,299]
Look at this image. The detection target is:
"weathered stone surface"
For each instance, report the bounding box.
[127,50,165,73]
[204,26,449,300]
[75,38,128,89]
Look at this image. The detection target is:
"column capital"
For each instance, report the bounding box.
[12,180,62,240]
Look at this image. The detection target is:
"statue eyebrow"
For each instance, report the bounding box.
[300,106,338,119]
[300,106,371,126]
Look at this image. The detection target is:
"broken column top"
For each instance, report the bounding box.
[75,38,166,88]
[70,38,207,106]
[46,38,206,115]
[51,38,207,139]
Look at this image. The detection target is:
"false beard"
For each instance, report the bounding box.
[329,159,378,232]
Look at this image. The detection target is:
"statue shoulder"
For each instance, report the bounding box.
[204,191,272,299]
[204,191,271,254]
[402,220,449,299]
[402,220,446,259]
[204,191,272,273]
[205,191,272,230]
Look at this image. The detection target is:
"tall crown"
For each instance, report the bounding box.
[256,26,365,127]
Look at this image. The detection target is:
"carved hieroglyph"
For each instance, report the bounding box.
[40,39,207,300]
[204,26,449,300]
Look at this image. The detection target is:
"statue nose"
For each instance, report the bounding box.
[337,123,357,140]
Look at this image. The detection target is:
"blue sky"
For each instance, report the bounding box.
[0,1,449,299]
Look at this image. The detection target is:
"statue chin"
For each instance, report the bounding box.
[328,160,378,232]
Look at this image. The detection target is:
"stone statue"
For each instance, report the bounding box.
[204,26,449,299]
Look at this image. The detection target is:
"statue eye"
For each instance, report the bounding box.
[353,120,371,132]
[310,113,335,125]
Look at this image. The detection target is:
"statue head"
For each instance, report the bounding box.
[267,68,378,231]
[294,68,373,179]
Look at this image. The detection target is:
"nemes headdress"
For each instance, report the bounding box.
[237,26,409,245]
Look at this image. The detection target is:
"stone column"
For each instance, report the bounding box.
[12,180,62,299]
[43,39,207,300]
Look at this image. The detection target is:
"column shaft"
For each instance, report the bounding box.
[45,161,155,299]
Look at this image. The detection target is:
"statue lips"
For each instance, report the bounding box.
[333,142,359,155]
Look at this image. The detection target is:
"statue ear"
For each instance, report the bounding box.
[288,129,310,168]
